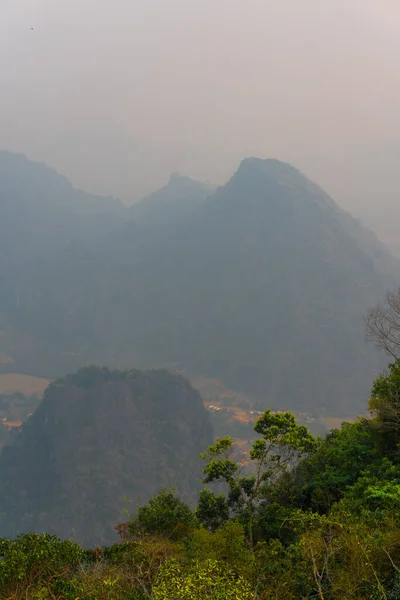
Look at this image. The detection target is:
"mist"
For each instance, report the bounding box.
[1,0,400,250]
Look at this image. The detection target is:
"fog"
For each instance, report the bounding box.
[1,0,400,250]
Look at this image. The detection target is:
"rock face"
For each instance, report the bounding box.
[0,367,213,545]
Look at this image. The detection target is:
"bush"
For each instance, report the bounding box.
[0,533,83,600]
[185,521,255,580]
[153,558,253,600]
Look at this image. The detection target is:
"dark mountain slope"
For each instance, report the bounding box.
[0,150,125,276]
[88,158,396,414]
[1,154,397,415]
[0,150,124,216]
[0,152,127,373]
[0,367,212,545]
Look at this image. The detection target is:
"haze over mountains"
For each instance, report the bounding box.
[3,3,400,593]
[0,150,397,416]
[300,142,400,258]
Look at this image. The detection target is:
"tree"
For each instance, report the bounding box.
[128,488,195,540]
[292,419,377,513]
[195,488,230,532]
[343,457,400,512]
[369,359,400,456]
[200,410,316,546]
[365,287,400,359]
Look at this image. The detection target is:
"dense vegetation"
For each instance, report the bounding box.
[4,360,400,598]
[0,367,213,545]
[1,151,399,416]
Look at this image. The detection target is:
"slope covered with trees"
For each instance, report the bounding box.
[0,367,213,545]
[3,357,400,599]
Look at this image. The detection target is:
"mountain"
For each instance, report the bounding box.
[129,172,216,231]
[109,157,396,415]
[0,149,125,289]
[301,142,400,257]
[0,151,127,375]
[0,367,213,545]
[0,150,124,216]
[1,153,398,416]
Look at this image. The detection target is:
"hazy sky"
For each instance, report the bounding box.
[1,0,400,246]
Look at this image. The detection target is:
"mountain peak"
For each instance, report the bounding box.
[167,172,216,193]
[235,157,303,181]
[0,150,124,216]
[220,156,337,212]
[138,173,216,206]
[168,172,193,185]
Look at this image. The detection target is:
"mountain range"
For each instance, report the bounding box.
[0,150,397,416]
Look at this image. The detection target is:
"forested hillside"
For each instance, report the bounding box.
[3,357,400,599]
[0,367,212,545]
[1,151,398,415]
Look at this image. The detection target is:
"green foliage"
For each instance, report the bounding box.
[195,489,230,531]
[201,410,316,545]
[129,488,196,540]
[344,458,400,513]
[184,522,255,580]
[0,533,83,599]
[293,419,377,512]
[200,436,238,485]
[254,538,314,599]
[255,501,298,544]
[152,558,253,600]
[7,364,400,599]
[371,360,400,409]
[252,410,317,456]
[79,538,178,600]
[388,574,400,599]
[370,359,400,456]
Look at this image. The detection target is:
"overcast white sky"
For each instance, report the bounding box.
[1,0,400,246]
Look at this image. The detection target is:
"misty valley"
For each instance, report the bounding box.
[2,151,400,599]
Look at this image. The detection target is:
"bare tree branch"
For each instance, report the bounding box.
[365,287,400,359]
